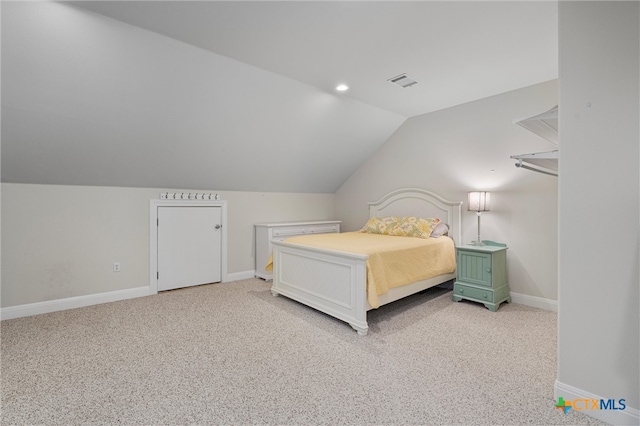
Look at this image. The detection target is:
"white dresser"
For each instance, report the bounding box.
[254,220,341,280]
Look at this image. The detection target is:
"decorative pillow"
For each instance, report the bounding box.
[360,216,441,239]
[359,216,399,235]
[388,216,441,238]
[430,222,450,238]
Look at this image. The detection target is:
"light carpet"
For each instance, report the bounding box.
[1,278,605,425]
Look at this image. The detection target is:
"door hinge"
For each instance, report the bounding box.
[157,272,159,280]
[157,218,159,226]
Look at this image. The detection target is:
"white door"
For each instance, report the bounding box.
[157,206,222,291]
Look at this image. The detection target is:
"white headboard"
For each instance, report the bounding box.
[368,188,462,246]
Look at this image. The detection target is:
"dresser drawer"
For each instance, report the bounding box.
[306,224,340,234]
[454,283,494,302]
[272,227,308,238]
[271,223,340,238]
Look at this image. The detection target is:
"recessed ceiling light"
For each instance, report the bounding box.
[336,84,349,92]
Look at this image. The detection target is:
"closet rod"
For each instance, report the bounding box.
[515,161,558,177]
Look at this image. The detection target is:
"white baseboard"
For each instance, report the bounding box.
[1,272,261,321]
[3,279,552,320]
[510,291,557,312]
[225,270,257,282]
[0,286,153,321]
[555,380,639,425]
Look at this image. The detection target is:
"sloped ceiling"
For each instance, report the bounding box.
[0,1,558,193]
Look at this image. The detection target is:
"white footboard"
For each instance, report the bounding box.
[270,188,462,336]
[270,240,370,335]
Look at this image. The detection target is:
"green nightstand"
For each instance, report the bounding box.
[452,241,511,312]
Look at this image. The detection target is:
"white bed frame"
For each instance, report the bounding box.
[270,188,462,335]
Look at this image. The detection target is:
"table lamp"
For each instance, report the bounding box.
[468,191,490,246]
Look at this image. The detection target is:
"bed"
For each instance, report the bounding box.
[270,188,462,335]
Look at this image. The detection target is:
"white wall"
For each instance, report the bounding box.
[336,80,559,303]
[557,1,639,423]
[1,183,335,308]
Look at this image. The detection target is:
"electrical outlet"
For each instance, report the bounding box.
[113,262,120,272]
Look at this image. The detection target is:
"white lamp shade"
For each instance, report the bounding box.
[468,191,490,212]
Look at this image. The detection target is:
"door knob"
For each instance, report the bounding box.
[215,224,221,229]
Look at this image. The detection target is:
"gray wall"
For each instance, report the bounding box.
[335,80,560,303]
[1,1,404,193]
[557,0,639,419]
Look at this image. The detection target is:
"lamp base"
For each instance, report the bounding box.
[470,240,485,246]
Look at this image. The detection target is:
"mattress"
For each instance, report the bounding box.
[270,231,456,308]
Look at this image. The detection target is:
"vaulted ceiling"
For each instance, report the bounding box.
[1,1,558,193]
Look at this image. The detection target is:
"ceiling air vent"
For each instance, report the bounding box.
[388,73,418,88]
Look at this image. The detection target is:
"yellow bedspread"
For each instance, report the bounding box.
[266,232,456,308]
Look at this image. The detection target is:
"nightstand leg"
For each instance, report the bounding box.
[484,303,498,312]
[452,295,462,302]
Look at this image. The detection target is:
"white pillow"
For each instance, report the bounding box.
[430,222,449,238]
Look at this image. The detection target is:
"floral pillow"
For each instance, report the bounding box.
[389,216,441,238]
[360,216,441,239]
[359,216,399,235]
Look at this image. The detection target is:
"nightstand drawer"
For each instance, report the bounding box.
[457,250,493,287]
[454,283,493,302]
